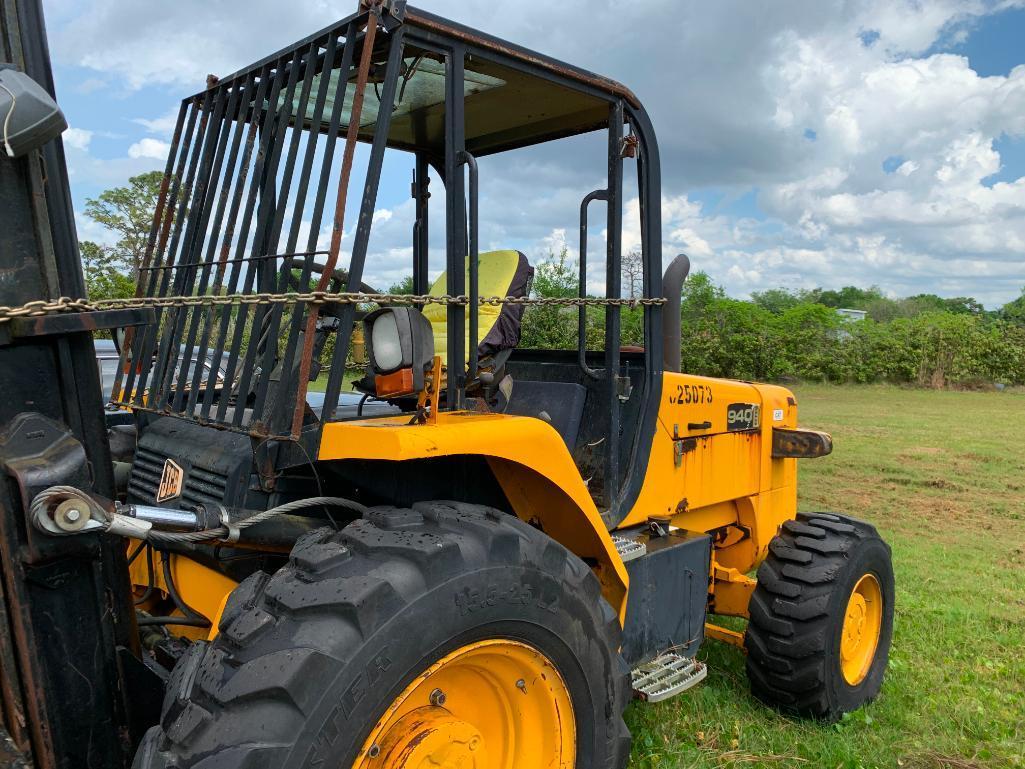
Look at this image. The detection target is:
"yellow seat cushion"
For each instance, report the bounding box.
[422,250,528,360]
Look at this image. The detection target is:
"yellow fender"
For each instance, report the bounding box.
[319,412,629,616]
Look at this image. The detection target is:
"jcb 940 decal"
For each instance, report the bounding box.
[669,383,713,406]
[726,403,760,431]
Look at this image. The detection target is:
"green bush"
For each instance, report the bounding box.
[503,252,1025,388]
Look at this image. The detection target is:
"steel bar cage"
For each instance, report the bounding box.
[112,5,403,440]
[113,2,665,519]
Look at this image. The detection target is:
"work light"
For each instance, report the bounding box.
[363,307,435,397]
[0,64,67,158]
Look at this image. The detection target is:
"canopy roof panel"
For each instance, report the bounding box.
[200,3,635,156]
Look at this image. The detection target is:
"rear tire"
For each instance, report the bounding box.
[744,512,894,722]
[133,501,631,768]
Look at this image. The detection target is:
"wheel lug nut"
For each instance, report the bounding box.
[367,744,380,758]
[429,687,446,706]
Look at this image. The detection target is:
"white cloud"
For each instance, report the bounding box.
[760,45,1025,271]
[52,1,345,91]
[896,160,919,176]
[44,0,1025,305]
[63,127,93,150]
[76,77,107,94]
[75,212,118,246]
[133,108,181,137]
[127,138,170,160]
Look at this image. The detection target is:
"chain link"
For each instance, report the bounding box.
[0,297,95,323]
[0,291,665,324]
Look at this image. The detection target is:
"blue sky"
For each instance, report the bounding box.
[44,0,1025,307]
[950,4,1025,187]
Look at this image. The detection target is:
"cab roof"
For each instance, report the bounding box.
[199,2,642,157]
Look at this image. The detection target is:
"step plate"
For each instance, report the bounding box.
[631,653,707,702]
[611,534,647,563]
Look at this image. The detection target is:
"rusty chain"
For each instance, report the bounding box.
[0,291,666,324]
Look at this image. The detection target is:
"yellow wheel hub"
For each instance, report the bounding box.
[354,639,575,769]
[374,710,484,767]
[840,573,883,685]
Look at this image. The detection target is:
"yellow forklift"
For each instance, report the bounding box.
[4,1,894,767]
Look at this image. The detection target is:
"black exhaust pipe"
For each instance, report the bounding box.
[661,254,690,373]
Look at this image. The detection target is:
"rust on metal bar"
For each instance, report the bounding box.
[291,8,381,438]
[8,308,153,340]
[137,101,189,294]
[119,101,188,358]
[0,581,32,760]
[403,7,642,108]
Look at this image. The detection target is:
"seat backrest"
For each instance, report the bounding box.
[422,250,533,361]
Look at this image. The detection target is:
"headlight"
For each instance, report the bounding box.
[370,312,404,372]
[363,307,435,397]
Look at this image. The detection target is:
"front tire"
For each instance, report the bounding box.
[134,501,631,769]
[745,512,894,722]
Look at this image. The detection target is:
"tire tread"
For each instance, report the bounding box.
[135,502,630,768]
[744,512,892,722]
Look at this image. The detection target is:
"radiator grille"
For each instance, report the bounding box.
[128,445,230,508]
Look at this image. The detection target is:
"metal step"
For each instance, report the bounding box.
[611,534,647,563]
[631,653,707,702]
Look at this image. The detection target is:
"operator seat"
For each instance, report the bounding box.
[426,250,584,449]
[351,251,531,407]
[422,249,533,365]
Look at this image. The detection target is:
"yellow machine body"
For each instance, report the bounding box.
[129,370,805,634]
[128,550,237,641]
[315,371,805,625]
[319,409,631,615]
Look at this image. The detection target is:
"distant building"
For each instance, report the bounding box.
[836,308,867,322]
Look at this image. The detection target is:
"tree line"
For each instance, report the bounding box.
[81,174,1025,388]
[518,249,1025,388]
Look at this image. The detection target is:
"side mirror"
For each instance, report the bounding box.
[0,64,68,158]
[363,307,435,397]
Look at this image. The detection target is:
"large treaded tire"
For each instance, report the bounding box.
[133,501,631,769]
[744,512,894,722]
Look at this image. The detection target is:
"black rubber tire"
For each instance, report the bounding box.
[744,512,894,722]
[133,501,631,769]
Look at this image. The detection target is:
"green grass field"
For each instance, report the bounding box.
[307,369,357,392]
[626,384,1025,769]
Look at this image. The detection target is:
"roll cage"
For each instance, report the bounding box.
[113,0,664,521]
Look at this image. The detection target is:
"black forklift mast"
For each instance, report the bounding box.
[0,1,149,766]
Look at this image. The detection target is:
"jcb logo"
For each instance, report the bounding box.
[156,459,184,502]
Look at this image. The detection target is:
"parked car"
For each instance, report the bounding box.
[95,340,395,420]
[305,389,398,419]
[94,339,227,404]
